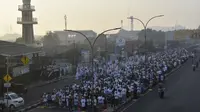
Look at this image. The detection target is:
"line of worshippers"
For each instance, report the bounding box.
[41,48,189,112]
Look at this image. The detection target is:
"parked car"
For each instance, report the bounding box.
[0,92,24,110]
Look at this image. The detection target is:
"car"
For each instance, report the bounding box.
[0,92,24,110]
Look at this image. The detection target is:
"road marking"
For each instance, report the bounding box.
[141,89,151,96]
[120,100,138,112]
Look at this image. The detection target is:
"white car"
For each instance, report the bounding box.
[0,92,24,109]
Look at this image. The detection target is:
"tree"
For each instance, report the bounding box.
[15,37,25,44]
[138,29,165,47]
[55,46,81,74]
[43,31,60,48]
[139,40,155,52]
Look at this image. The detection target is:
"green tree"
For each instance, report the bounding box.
[138,29,165,47]
[139,40,155,52]
[55,46,81,74]
[15,37,25,44]
[43,31,60,48]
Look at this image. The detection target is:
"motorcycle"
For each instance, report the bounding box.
[158,88,165,99]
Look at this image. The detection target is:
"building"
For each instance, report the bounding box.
[165,31,175,41]
[0,41,43,78]
[117,29,139,40]
[107,29,139,43]
[106,29,139,54]
[54,30,97,46]
[17,0,38,44]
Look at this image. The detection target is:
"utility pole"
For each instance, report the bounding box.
[127,16,134,31]
[64,15,67,30]
[121,20,123,29]
[4,57,9,112]
[73,40,76,74]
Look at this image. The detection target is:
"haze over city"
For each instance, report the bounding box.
[1,0,200,112]
[0,0,199,36]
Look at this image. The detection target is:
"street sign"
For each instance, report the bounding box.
[3,74,12,82]
[21,56,29,65]
[116,38,125,47]
[4,83,11,88]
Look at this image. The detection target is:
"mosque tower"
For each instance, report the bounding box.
[17,0,38,44]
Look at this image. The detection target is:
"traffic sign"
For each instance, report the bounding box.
[4,83,11,88]
[3,74,12,82]
[21,56,29,65]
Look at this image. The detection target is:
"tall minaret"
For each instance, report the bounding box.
[17,0,38,44]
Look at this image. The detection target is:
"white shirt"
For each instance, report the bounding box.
[114,92,119,99]
[122,88,127,95]
[51,94,56,101]
[43,95,47,102]
[98,96,104,104]
[81,98,86,107]
[61,94,65,101]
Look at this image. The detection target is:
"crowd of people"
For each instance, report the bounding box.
[41,48,189,112]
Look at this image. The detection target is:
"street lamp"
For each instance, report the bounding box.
[64,27,121,81]
[132,15,164,89]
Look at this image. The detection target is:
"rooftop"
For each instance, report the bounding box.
[0,40,41,56]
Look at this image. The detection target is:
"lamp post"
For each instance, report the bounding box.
[64,27,121,80]
[132,15,164,89]
[64,28,120,111]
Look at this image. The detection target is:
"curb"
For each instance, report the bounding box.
[113,59,187,112]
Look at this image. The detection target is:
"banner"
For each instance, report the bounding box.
[116,38,126,46]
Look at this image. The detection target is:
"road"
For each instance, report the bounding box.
[121,56,200,112]
[22,75,79,106]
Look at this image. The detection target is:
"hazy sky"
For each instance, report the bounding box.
[0,0,199,35]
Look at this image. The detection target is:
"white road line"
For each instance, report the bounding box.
[120,100,137,112]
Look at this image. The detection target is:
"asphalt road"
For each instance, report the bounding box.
[121,57,200,112]
[22,75,79,106]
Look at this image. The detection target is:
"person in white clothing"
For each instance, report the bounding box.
[51,93,56,106]
[93,96,97,112]
[81,97,86,111]
[42,93,47,106]
[86,96,92,110]
[61,94,65,107]
[65,95,69,108]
